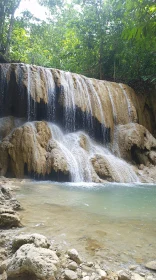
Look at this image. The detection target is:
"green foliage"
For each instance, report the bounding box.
[0,0,155,85]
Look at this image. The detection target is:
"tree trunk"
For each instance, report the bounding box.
[0,2,5,52]
[99,44,103,80]
[5,13,15,56]
[4,0,21,56]
[113,60,116,81]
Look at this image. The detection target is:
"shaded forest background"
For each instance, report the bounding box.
[0,0,155,85]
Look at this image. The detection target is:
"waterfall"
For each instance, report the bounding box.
[0,63,143,183]
[59,71,76,132]
[74,74,93,132]
[26,65,33,121]
[119,83,132,122]
[0,64,11,116]
[44,68,56,121]
[85,78,107,142]
[105,82,121,156]
[48,123,139,183]
[48,123,93,181]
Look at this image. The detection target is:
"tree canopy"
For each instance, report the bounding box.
[0,0,155,85]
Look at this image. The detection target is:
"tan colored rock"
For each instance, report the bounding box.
[0,249,7,264]
[117,270,131,280]
[7,244,59,280]
[138,166,156,183]
[91,153,138,183]
[0,185,21,228]
[0,117,15,141]
[131,273,145,280]
[148,151,156,165]
[135,90,156,137]
[0,270,7,280]
[47,141,69,174]
[0,121,51,177]
[0,63,140,132]
[0,209,21,228]
[82,277,90,280]
[12,233,50,252]
[0,185,21,210]
[64,269,78,280]
[96,268,107,279]
[117,123,156,165]
[145,260,156,271]
[145,276,155,280]
[0,142,9,177]
[0,116,25,141]
[68,261,78,271]
[68,249,82,264]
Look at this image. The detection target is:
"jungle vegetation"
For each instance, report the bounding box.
[0,0,155,85]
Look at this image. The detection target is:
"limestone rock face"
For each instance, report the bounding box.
[91,153,138,183]
[6,244,59,280]
[47,140,69,174]
[136,90,156,137]
[0,63,139,133]
[140,166,156,182]
[0,120,155,183]
[0,63,156,183]
[0,117,25,141]
[0,121,51,177]
[117,123,156,165]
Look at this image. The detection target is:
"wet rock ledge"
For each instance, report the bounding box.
[0,182,21,229]
[0,179,156,280]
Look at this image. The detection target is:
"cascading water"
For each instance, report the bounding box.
[105,82,121,156]
[0,63,143,183]
[85,78,107,143]
[26,65,33,121]
[45,68,56,121]
[0,64,11,117]
[59,71,76,132]
[119,83,132,122]
[73,74,93,133]
[48,123,138,183]
[48,123,93,182]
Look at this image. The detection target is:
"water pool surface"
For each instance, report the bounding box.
[15,181,156,268]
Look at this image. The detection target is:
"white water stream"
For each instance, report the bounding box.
[48,123,139,183]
